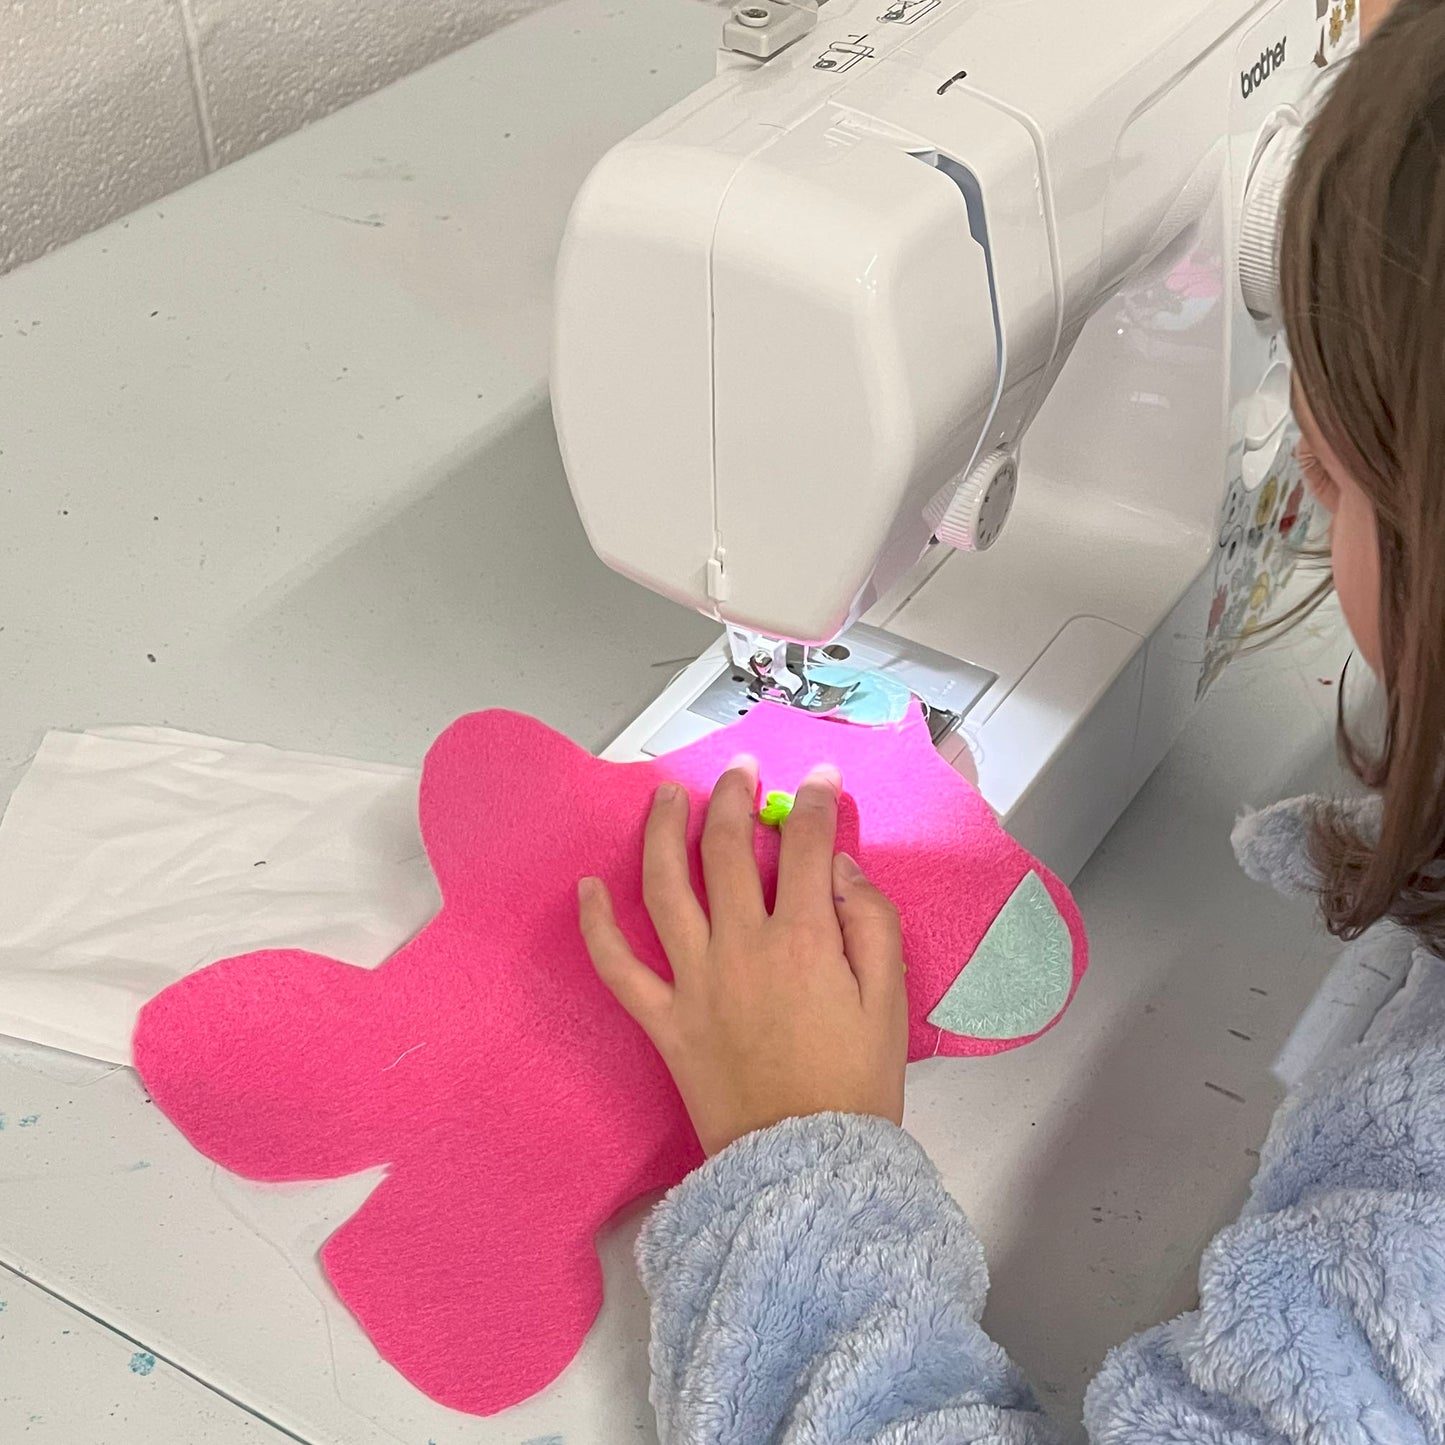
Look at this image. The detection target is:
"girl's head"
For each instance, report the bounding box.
[1281,0,1445,947]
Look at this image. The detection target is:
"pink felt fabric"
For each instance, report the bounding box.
[132,704,1086,1416]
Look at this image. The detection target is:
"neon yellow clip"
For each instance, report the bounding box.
[759,791,795,827]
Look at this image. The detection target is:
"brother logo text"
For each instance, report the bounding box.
[1241,37,1287,98]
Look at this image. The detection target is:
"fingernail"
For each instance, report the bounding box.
[727,754,759,783]
[578,877,600,903]
[655,781,683,804]
[804,763,842,793]
[835,852,863,881]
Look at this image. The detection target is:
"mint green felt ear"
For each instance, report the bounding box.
[926,872,1073,1040]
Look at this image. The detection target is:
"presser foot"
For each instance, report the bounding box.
[690,623,996,749]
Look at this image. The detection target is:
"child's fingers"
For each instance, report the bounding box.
[775,765,843,923]
[579,877,672,1039]
[832,853,905,1007]
[642,783,708,962]
[701,757,766,925]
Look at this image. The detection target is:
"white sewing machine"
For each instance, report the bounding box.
[554,0,1333,881]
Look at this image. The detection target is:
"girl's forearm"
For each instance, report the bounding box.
[637,1112,1056,1445]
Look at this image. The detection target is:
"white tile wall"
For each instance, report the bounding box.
[0,0,549,274]
[190,0,546,164]
[0,0,207,275]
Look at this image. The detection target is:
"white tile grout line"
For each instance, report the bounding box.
[174,0,219,171]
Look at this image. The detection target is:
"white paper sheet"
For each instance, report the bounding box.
[0,727,438,1064]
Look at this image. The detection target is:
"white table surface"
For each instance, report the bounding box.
[0,0,1356,1438]
[0,1259,281,1443]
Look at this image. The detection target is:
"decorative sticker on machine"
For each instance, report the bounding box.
[1314,0,1358,68]
[1198,432,1317,700]
[1198,1,1353,701]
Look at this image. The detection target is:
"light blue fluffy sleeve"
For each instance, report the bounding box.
[1090,792,1445,1444]
[1085,1024,1445,1445]
[636,1111,1054,1444]
[639,1032,1445,1445]
[639,797,1445,1443]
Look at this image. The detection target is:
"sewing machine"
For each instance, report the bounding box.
[554,0,1333,880]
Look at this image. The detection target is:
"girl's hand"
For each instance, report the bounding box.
[578,759,908,1156]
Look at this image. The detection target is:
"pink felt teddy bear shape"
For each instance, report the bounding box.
[133,704,1086,1415]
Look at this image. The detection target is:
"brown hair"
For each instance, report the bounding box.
[1280,0,1445,949]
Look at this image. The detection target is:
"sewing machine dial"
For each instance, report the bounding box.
[935,450,1018,553]
[1239,110,1303,321]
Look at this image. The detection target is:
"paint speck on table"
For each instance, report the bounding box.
[522,1436,565,1444]
[124,1160,151,1171]
[18,1114,38,1127]
[129,1351,156,1375]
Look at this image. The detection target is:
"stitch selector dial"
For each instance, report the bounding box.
[1240,113,1303,321]
[937,450,1018,553]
